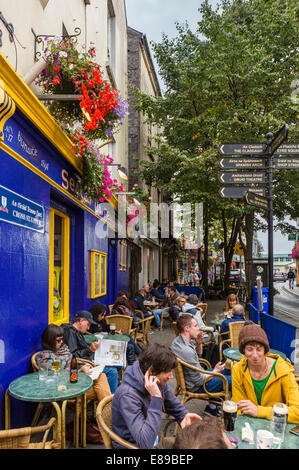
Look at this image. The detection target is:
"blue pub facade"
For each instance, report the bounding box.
[0,54,128,428]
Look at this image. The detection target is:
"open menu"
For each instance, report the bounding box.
[94,336,127,367]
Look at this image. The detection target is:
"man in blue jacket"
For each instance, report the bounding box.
[111,343,201,448]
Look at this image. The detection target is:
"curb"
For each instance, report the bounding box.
[282,284,299,299]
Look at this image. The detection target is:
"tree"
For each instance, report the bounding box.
[133,0,299,295]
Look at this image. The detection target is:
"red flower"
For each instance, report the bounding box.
[53,76,60,85]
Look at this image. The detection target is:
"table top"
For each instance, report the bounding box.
[223,346,287,362]
[227,415,299,449]
[8,372,93,403]
[210,318,225,327]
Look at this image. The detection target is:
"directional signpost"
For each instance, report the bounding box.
[244,191,269,211]
[217,124,299,316]
[219,187,266,198]
[218,157,266,169]
[218,171,265,184]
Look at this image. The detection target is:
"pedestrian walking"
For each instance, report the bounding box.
[287,267,296,290]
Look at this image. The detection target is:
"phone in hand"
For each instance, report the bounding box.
[289,426,299,437]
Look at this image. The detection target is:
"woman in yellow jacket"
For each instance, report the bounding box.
[232,322,299,423]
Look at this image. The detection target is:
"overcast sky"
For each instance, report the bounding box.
[125,0,297,255]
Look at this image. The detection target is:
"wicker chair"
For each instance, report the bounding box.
[105,314,133,334]
[171,321,179,336]
[108,304,114,313]
[135,315,154,349]
[96,395,139,449]
[160,307,170,330]
[197,303,208,325]
[174,356,229,407]
[0,417,58,449]
[135,309,145,321]
[218,321,245,361]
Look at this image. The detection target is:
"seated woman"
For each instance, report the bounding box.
[36,324,111,404]
[224,293,239,317]
[232,321,299,423]
[90,301,141,366]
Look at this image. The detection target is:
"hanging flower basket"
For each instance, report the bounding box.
[291,243,299,260]
[36,38,129,203]
[36,38,129,141]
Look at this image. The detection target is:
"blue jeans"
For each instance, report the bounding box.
[103,366,119,393]
[289,278,294,289]
[196,368,232,394]
[151,308,163,327]
[123,333,142,365]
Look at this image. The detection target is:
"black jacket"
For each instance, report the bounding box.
[62,323,94,360]
[133,293,147,313]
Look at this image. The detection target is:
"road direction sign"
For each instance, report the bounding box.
[244,191,269,210]
[270,124,289,154]
[219,187,266,199]
[273,157,299,169]
[218,157,266,170]
[218,142,299,155]
[218,171,265,184]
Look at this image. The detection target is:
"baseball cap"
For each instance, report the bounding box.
[75,310,97,325]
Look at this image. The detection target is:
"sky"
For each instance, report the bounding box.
[125,0,298,255]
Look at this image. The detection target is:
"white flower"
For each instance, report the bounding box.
[69,64,74,70]
[59,51,68,58]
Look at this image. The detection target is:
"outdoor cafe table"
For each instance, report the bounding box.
[226,414,299,449]
[223,346,287,363]
[84,333,130,344]
[5,371,93,449]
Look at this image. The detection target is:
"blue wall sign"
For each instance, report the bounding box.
[0,184,44,233]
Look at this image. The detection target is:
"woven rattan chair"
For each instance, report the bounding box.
[197,303,208,325]
[171,321,179,336]
[135,315,154,349]
[159,307,170,330]
[109,304,113,313]
[0,417,58,449]
[105,314,133,334]
[135,309,145,321]
[96,394,139,449]
[219,321,245,360]
[174,356,229,407]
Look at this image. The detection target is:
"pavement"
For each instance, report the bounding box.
[282,283,299,299]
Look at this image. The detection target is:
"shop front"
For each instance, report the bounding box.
[0,54,128,428]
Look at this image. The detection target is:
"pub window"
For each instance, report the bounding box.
[48,208,70,325]
[119,240,127,271]
[91,250,107,298]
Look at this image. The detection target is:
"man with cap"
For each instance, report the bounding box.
[62,310,119,392]
[232,321,299,423]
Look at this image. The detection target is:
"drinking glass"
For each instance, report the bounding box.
[222,400,237,432]
[57,370,68,392]
[52,360,61,375]
[109,324,116,335]
[38,364,48,381]
[270,403,288,446]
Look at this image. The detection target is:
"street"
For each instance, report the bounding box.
[274,282,299,327]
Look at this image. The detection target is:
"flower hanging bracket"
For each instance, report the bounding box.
[31,26,81,62]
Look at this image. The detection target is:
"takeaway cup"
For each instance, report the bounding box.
[256,430,281,449]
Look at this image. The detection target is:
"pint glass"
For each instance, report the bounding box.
[223,400,237,432]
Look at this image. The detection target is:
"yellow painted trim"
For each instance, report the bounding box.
[0,140,120,233]
[90,250,107,298]
[0,53,118,210]
[0,87,16,141]
[49,208,70,325]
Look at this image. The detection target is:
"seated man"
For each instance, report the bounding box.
[133,288,152,319]
[150,279,167,300]
[171,314,232,417]
[182,294,218,343]
[173,415,232,449]
[62,310,119,393]
[111,343,201,449]
[220,303,246,352]
[169,296,186,322]
[232,321,299,423]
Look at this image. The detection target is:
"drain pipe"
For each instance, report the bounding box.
[22,57,47,86]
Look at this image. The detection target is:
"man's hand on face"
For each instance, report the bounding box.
[180,413,202,428]
[144,369,162,398]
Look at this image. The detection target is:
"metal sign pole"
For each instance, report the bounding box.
[266,133,274,316]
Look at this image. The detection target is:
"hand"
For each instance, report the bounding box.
[89,341,100,352]
[213,361,226,374]
[144,369,162,398]
[80,364,92,375]
[237,400,258,417]
[180,413,202,428]
[196,331,204,344]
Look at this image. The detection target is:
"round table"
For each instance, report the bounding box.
[223,346,287,362]
[226,415,299,449]
[5,371,93,449]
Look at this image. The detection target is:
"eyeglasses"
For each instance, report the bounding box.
[56,337,64,343]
